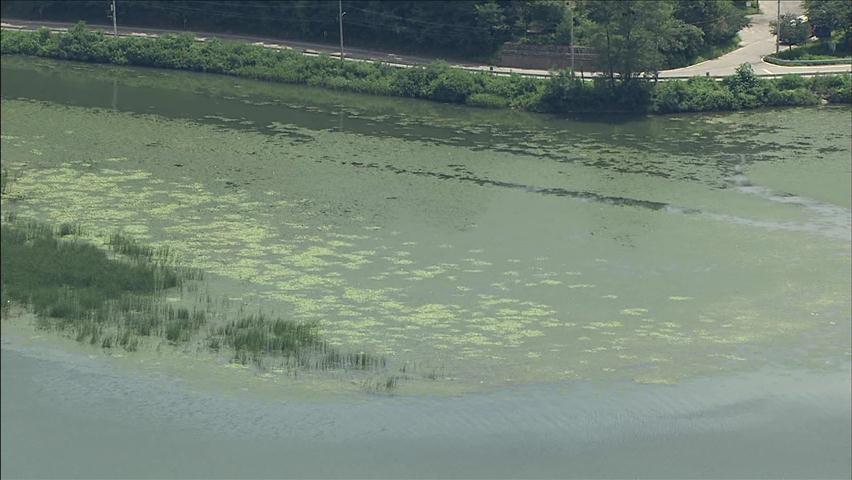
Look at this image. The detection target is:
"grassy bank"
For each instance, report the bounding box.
[1,23,850,114]
[765,41,852,66]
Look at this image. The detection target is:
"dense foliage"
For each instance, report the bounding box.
[2,0,753,69]
[2,25,849,114]
[772,39,852,63]
[772,12,813,46]
[804,0,852,43]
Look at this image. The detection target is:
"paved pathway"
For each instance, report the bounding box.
[661,0,849,77]
[2,5,849,79]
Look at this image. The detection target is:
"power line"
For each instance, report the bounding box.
[130,2,493,43]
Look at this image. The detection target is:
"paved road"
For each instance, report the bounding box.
[661,0,850,77]
[2,7,849,79]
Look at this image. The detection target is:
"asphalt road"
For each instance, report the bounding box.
[661,0,850,77]
[2,3,850,79]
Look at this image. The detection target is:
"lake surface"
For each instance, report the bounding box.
[1,56,850,478]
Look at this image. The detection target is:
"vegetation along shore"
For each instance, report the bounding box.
[0,211,394,389]
[1,23,850,115]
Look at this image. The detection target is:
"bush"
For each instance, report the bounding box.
[422,62,479,103]
[651,76,737,112]
[651,80,691,112]
[2,27,849,113]
[765,88,820,106]
[774,74,808,90]
[807,74,852,102]
[724,63,760,94]
[466,93,510,108]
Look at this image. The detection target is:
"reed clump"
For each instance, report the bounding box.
[0,221,203,350]
[209,312,386,371]
[1,219,387,375]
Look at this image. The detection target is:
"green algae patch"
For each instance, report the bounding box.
[1,74,851,393]
[0,218,389,389]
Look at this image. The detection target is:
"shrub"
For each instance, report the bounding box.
[421,62,479,103]
[2,26,849,113]
[808,74,852,102]
[774,74,808,90]
[766,88,820,106]
[651,80,691,112]
[724,63,760,94]
[466,93,510,108]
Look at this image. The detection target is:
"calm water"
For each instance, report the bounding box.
[1,56,850,478]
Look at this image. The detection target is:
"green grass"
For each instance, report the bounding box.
[773,40,852,62]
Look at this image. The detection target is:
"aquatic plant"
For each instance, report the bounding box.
[362,374,404,394]
[0,167,11,195]
[107,232,203,284]
[208,312,386,371]
[0,220,202,348]
[1,219,387,375]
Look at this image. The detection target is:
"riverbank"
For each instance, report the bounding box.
[1,23,850,114]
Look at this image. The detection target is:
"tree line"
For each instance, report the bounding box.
[2,0,751,68]
[2,23,849,115]
[3,1,849,79]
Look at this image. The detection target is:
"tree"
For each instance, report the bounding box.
[674,0,749,46]
[804,0,852,40]
[771,12,812,46]
[659,19,705,68]
[582,0,674,83]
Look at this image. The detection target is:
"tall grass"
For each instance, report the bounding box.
[0,219,387,375]
[1,220,202,348]
[209,312,386,370]
[0,168,13,195]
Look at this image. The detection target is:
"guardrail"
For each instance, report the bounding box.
[3,23,851,82]
[764,55,852,67]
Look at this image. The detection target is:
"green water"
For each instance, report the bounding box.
[1,56,851,479]
[1,56,850,392]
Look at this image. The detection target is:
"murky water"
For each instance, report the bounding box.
[1,56,850,477]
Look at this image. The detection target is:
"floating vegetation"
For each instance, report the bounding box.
[107,232,203,285]
[0,167,12,195]
[3,95,848,390]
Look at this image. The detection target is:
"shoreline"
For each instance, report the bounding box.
[2,24,850,115]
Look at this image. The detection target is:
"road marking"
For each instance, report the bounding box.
[762,68,773,74]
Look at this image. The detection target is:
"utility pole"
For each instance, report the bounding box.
[569,1,575,76]
[775,0,781,54]
[339,0,345,62]
[111,0,117,36]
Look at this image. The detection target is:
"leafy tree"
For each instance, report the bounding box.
[674,0,749,45]
[804,0,852,39]
[0,0,757,65]
[659,19,706,67]
[771,12,812,46]
[582,0,674,83]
